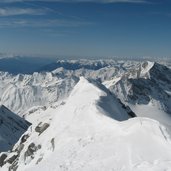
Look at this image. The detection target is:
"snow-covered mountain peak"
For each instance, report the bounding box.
[126,61,155,79]
[126,61,170,80]
[68,77,130,121]
[70,77,105,98]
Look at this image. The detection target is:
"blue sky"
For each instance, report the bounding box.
[0,0,170,58]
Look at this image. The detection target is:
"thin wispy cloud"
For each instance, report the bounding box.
[0,0,149,4]
[57,0,149,3]
[0,8,46,16]
[0,18,91,28]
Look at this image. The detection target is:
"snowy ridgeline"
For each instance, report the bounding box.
[0,59,171,170]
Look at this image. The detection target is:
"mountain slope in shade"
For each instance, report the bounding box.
[1,77,171,171]
[0,105,31,152]
[104,61,171,131]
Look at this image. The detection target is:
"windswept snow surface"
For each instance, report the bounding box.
[1,77,171,171]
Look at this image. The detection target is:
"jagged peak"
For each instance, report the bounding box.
[139,61,171,80]
[123,61,158,79]
[139,61,171,75]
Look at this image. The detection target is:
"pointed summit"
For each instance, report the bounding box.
[68,77,130,121]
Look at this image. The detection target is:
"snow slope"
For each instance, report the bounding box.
[0,105,30,152]
[1,77,171,171]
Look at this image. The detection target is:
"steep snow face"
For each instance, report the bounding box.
[0,72,78,115]
[1,77,171,171]
[105,61,171,131]
[0,105,30,152]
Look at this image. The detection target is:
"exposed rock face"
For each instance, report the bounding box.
[24,143,41,161]
[35,123,50,135]
[0,153,7,167]
[0,105,31,170]
[7,154,18,164]
[20,134,29,144]
[51,138,55,152]
[0,138,42,169]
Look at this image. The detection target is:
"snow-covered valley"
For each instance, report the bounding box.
[0,58,171,171]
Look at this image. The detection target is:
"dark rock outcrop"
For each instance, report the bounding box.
[35,123,49,135]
